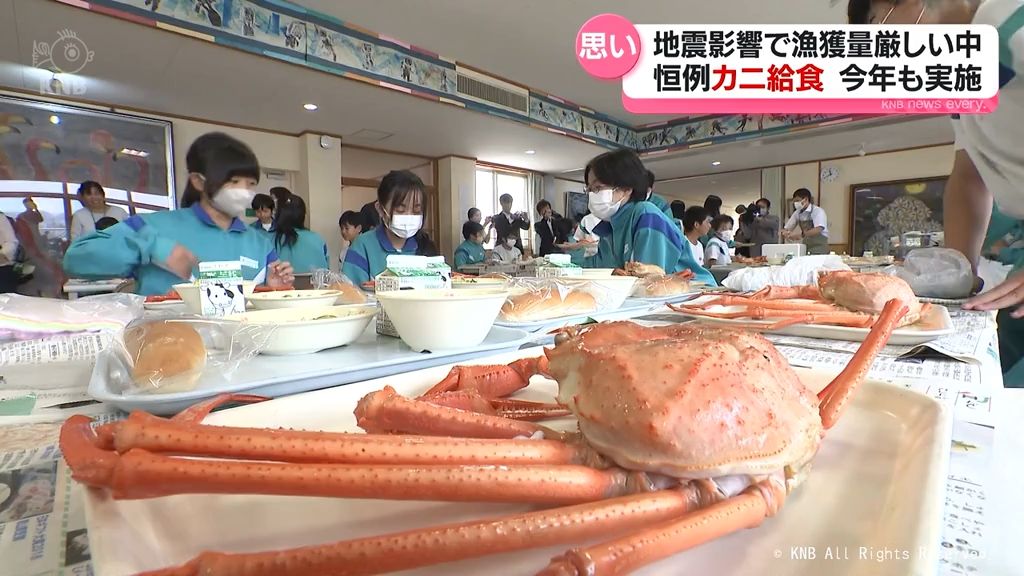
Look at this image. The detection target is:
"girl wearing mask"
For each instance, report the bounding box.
[273,195,329,274]
[342,170,438,284]
[704,215,735,266]
[582,149,716,286]
[63,132,294,295]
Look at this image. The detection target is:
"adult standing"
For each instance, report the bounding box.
[70,181,129,240]
[847,0,1024,385]
[491,193,529,254]
[534,200,561,257]
[782,188,830,255]
[745,198,781,257]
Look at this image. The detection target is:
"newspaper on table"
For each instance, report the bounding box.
[937,421,995,576]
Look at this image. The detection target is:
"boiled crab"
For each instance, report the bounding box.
[670,270,927,329]
[614,261,696,297]
[60,299,907,576]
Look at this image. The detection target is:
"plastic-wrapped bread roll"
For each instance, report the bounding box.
[636,275,692,297]
[500,289,598,322]
[123,320,207,393]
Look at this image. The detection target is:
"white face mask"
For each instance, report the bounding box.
[793,201,805,212]
[211,187,256,218]
[387,213,422,239]
[589,188,624,221]
[719,229,735,242]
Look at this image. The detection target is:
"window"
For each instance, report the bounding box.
[474,168,533,251]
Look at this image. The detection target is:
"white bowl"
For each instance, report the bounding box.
[375,288,509,352]
[451,277,508,290]
[246,289,343,310]
[580,268,615,278]
[558,276,638,310]
[173,281,258,315]
[226,305,376,355]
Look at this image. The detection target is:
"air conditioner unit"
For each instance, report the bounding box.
[456,66,529,115]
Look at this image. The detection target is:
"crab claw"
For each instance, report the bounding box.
[60,415,118,489]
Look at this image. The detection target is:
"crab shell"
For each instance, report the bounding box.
[546,322,822,481]
[818,271,923,324]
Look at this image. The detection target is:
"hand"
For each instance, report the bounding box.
[964,269,1024,317]
[164,244,198,279]
[484,216,493,225]
[267,261,295,288]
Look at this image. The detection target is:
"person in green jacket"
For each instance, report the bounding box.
[272,194,329,274]
[63,132,293,295]
[582,149,716,286]
[454,221,487,271]
[249,193,275,236]
[645,169,673,220]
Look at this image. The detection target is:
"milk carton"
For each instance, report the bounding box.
[374,255,452,337]
[533,253,583,278]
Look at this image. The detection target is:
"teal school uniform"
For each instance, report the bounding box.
[648,194,673,219]
[63,203,277,296]
[274,229,329,274]
[584,201,717,286]
[454,240,485,270]
[342,226,421,284]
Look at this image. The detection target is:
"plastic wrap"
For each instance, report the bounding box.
[0,293,144,342]
[311,269,371,304]
[99,316,275,395]
[499,277,624,322]
[633,271,697,298]
[722,255,851,292]
[883,248,974,299]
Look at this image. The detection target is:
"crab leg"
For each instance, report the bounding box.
[61,416,626,504]
[420,355,548,399]
[423,390,571,421]
[104,410,583,465]
[749,284,821,300]
[818,298,908,429]
[670,305,873,329]
[356,386,561,439]
[139,488,708,576]
[674,295,838,312]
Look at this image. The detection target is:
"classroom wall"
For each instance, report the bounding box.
[783,145,954,249]
[339,146,434,214]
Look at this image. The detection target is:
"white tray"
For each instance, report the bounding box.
[84,348,951,576]
[87,325,531,415]
[493,300,654,333]
[675,300,955,345]
[625,290,702,306]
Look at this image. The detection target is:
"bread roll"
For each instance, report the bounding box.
[500,290,598,322]
[638,275,691,297]
[328,281,368,304]
[124,321,206,393]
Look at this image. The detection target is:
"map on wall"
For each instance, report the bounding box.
[0,96,172,199]
[850,177,946,257]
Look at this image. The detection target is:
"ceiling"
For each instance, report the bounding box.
[298,0,849,125]
[0,0,952,180]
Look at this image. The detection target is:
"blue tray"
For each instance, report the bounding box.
[88,325,532,415]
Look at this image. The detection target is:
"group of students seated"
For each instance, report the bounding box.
[61,135,721,295]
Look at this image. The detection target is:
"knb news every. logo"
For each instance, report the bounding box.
[32,29,94,96]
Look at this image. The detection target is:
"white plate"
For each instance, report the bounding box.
[246,289,343,310]
[87,325,532,415]
[84,347,951,576]
[674,299,955,345]
[625,290,703,306]
[226,305,376,355]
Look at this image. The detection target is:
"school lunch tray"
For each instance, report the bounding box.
[88,325,533,415]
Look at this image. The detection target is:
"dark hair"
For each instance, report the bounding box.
[95,216,119,230]
[740,203,758,226]
[584,149,649,203]
[377,170,437,257]
[553,217,575,244]
[338,210,363,230]
[269,187,291,204]
[847,0,877,24]
[499,193,513,205]
[462,220,484,240]
[77,180,104,197]
[505,229,520,241]
[703,195,723,217]
[468,207,481,220]
[793,188,814,202]
[181,133,260,208]
[251,193,274,211]
[360,202,380,229]
[670,200,687,220]
[682,206,710,233]
[274,194,306,250]
[756,198,771,209]
[646,169,656,190]
[536,199,552,213]
[735,204,747,215]
[712,214,734,231]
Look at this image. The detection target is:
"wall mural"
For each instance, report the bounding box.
[0,96,173,198]
[59,0,880,155]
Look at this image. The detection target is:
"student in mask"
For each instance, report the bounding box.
[272,195,329,274]
[342,170,438,284]
[705,215,735,266]
[492,230,523,263]
[645,170,673,219]
[337,210,364,268]
[581,149,716,286]
[63,132,294,295]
